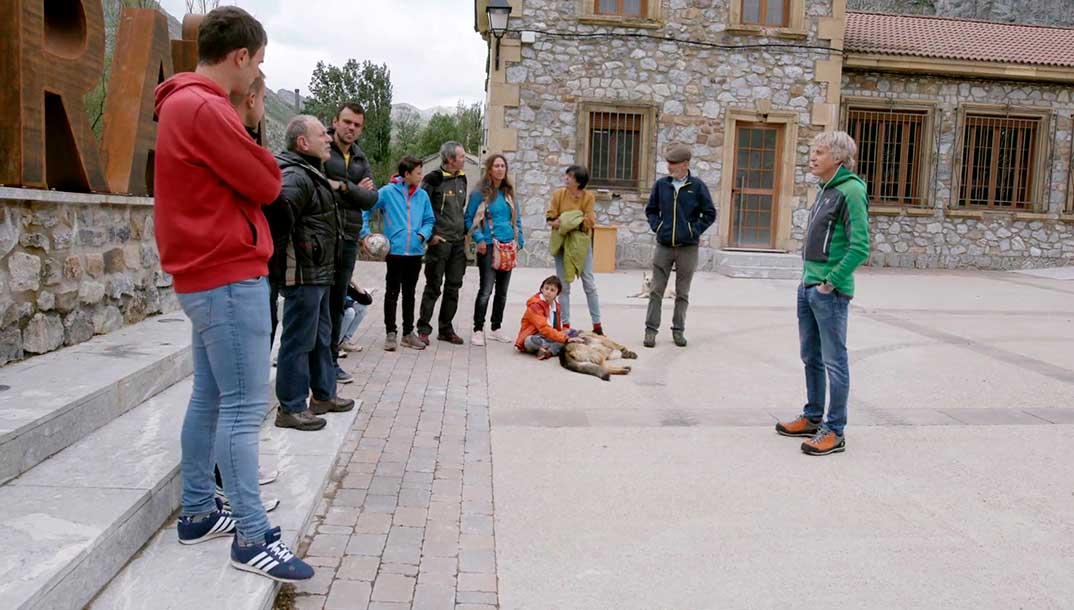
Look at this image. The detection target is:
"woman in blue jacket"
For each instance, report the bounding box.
[465,154,524,346]
[361,155,435,351]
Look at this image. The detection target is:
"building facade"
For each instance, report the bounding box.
[474,0,1074,270]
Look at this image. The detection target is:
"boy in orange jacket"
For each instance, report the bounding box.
[515,276,583,360]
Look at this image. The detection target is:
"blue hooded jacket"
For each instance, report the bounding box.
[361,176,435,256]
[464,190,524,249]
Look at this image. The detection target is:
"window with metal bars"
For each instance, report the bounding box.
[958,114,1040,210]
[846,108,927,206]
[588,111,643,188]
[595,0,646,17]
[741,0,789,26]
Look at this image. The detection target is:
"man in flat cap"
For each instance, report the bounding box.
[643,144,716,348]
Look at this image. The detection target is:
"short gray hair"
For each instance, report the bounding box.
[285,115,317,152]
[812,131,858,172]
[440,141,464,165]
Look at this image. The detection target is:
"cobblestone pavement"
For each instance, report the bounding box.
[290,265,499,610]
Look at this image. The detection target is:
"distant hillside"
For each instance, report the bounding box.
[849,0,1074,27]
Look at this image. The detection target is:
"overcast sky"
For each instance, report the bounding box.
[158,0,489,109]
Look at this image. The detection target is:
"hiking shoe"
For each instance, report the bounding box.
[418,332,431,345]
[592,323,604,336]
[471,331,486,346]
[489,328,512,343]
[340,340,363,353]
[401,332,427,350]
[802,427,846,456]
[215,487,281,513]
[775,415,821,438]
[231,526,314,583]
[335,366,354,384]
[643,329,656,348]
[177,498,235,545]
[310,396,355,415]
[437,332,465,345]
[274,408,326,431]
[672,330,687,347]
[384,332,398,351]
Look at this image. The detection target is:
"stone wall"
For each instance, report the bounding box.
[0,189,175,366]
[502,0,839,270]
[842,71,1074,269]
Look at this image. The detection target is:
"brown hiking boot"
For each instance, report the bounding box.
[310,396,356,415]
[775,415,821,438]
[801,428,845,456]
[275,408,326,431]
[437,332,465,345]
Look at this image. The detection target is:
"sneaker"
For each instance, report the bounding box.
[231,526,315,583]
[801,427,846,456]
[489,328,512,343]
[592,323,604,336]
[643,329,656,348]
[418,332,431,345]
[471,330,486,346]
[259,467,278,486]
[335,366,354,384]
[437,332,465,345]
[536,348,553,361]
[401,332,427,350]
[310,396,356,415]
[384,332,398,351]
[341,340,363,353]
[271,355,277,367]
[177,498,235,545]
[215,486,281,513]
[274,408,327,431]
[775,415,821,438]
[672,330,687,347]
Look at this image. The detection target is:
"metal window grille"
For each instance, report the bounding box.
[741,0,789,26]
[847,108,927,206]
[589,111,643,187]
[595,0,645,17]
[958,115,1039,210]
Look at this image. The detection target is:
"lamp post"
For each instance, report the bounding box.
[486,0,512,71]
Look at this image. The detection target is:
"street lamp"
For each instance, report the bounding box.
[486,0,512,71]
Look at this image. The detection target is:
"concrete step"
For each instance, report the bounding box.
[0,313,193,484]
[714,250,802,280]
[88,398,357,610]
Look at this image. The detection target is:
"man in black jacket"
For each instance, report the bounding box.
[643,144,716,349]
[271,115,355,432]
[416,141,468,345]
[323,102,378,384]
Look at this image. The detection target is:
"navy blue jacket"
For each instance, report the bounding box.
[645,172,717,247]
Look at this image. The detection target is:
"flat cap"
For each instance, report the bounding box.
[665,144,692,163]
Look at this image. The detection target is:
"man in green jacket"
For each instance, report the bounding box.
[776,131,870,456]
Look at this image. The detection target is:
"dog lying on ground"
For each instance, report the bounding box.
[559,331,638,381]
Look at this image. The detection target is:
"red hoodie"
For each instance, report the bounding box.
[153,73,282,293]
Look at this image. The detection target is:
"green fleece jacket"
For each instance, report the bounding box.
[549,210,589,283]
[801,165,870,296]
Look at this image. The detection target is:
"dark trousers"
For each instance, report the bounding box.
[473,250,512,332]
[269,284,280,348]
[384,255,423,335]
[330,239,360,365]
[645,244,699,333]
[276,285,335,413]
[417,239,467,336]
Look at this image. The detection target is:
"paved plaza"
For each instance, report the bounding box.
[292,261,1074,610]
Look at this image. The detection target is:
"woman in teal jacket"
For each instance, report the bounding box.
[464,153,524,346]
[361,155,435,351]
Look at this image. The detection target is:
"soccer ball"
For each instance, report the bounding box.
[363,233,390,260]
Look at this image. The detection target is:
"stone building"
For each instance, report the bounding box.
[473,0,1074,271]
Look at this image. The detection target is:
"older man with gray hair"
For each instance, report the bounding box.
[776,131,870,456]
[416,141,469,345]
[268,115,355,433]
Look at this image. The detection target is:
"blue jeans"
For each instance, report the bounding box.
[277,285,335,413]
[523,334,564,356]
[177,277,271,542]
[797,283,850,436]
[330,239,360,364]
[553,245,601,326]
[340,303,368,345]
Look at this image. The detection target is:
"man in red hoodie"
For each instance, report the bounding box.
[153,6,313,583]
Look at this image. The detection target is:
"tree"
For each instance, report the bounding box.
[391,111,425,164]
[305,60,393,184]
[416,112,460,161]
[185,0,222,12]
